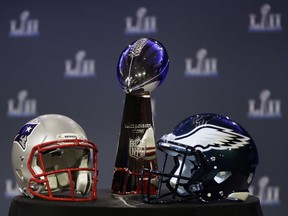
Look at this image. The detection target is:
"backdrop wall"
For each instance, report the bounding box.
[0,0,286,215]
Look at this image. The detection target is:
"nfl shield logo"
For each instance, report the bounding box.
[129,136,146,159]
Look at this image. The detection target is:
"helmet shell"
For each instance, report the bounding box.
[11,114,97,201]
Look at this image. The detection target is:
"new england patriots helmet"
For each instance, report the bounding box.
[11,114,98,201]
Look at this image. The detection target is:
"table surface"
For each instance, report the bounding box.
[9,189,264,216]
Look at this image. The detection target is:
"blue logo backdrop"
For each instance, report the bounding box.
[0,1,287,215]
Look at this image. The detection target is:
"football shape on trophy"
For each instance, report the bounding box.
[111,38,169,195]
[116,37,169,95]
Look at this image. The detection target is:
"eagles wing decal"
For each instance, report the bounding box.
[175,124,250,151]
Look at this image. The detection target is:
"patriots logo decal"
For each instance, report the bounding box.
[14,124,38,151]
[175,124,250,152]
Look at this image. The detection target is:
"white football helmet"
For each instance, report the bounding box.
[11,114,98,201]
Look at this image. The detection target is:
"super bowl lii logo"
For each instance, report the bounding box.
[249,176,280,205]
[248,89,281,118]
[5,179,20,198]
[64,50,96,78]
[248,3,282,32]
[151,99,156,116]
[7,89,37,117]
[125,7,157,34]
[184,48,218,77]
[9,10,39,37]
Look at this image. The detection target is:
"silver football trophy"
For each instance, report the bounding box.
[111,38,169,195]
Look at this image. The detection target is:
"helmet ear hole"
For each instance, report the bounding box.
[214,171,232,184]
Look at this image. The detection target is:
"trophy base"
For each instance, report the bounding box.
[111,167,158,195]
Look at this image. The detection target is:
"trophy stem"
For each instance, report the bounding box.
[111,93,158,195]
